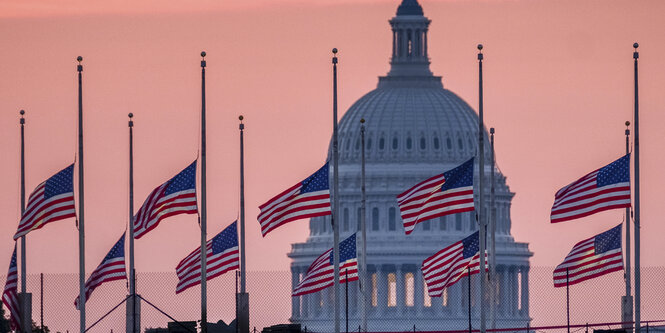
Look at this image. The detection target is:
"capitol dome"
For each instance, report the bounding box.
[289,1,532,331]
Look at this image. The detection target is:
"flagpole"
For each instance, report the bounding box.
[632,42,641,333]
[622,120,633,330]
[19,109,32,333]
[238,115,249,333]
[360,118,367,333]
[200,51,208,333]
[127,113,138,333]
[76,55,87,333]
[332,47,341,333]
[489,127,496,332]
[468,266,472,333]
[477,43,487,333]
[566,269,570,333]
[345,269,349,333]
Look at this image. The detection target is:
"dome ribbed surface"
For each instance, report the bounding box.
[396,0,424,16]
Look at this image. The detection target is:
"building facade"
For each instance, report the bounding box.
[288,1,532,331]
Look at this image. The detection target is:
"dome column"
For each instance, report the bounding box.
[291,266,301,320]
[396,265,405,315]
[378,265,389,314]
[520,266,529,318]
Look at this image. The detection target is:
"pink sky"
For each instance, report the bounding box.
[1,0,664,279]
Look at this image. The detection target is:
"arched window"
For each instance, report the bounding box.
[379,134,385,150]
[372,207,380,231]
[423,283,432,307]
[389,207,396,231]
[367,136,373,150]
[392,137,399,150]
[423,220,431,230]
[439,216,447,230]
[446,137,452,150]
[405,273,415,307]
[388,273,396,307]
[420,136,426,150]
[458,138,464,150]
[455,214,462,231]
[372,273,378,307]
[406,136,413,150]
[433,136,440,150]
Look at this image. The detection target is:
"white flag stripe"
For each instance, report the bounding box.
[259,191,330,227]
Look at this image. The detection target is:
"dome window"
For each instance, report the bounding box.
[379,135,385,150]
[446,137,452,150]
[406,136,413,150]
[367,137,373,150]
[388,207,396,231]
[372,207,380,231]
[458,138,463,150]
[433,137,440,150]
[392,137,399,150]
[420,137,426,150]
[356,137,361,150]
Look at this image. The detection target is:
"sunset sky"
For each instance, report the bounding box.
[1,0,664,280]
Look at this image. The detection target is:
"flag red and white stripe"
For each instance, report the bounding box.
[258,163,331,237]
[14,164,76,239]
[398,158,474,234]
[2,245,20,330]
[553,224,623,287]
[421,231,487,297]
[75,235,126,309]
[175,221,239,294]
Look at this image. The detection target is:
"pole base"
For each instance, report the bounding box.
[237,292,250,333]
[621,295,634,331]
[126,294,141,333]
[18,292,32,333]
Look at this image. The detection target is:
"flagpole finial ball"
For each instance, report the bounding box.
[490,127,495,134]
[332,48,338,54]
[477,44,483,51]
[360,118,365,124]
[625,121,630,127]
[77,56,83,62]
[201,51,206,57]
[633,43,639,49]
[20,110,25,116]
[128,113,133,118]
[239,115,244,121]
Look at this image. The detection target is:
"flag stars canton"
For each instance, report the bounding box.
[461,231,480,259]
[212,222,238,254]
[301,163,330,194]
[44,164,74,199]
[330,233,357,265]
[165,161,197,195]
[597,154,630,187]
[441,158,474,192]
[104,236,125,260]
[594,225,621,254]
[9,248,17,268]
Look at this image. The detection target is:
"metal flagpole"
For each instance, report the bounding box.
[238,115,249,333]
[489,127,496,332]
[345,269,349,333]
[360,118,367,333]
[566,269,570,333]
[77,55,87,333]
[19,109,32,333]
[622,121,633,330]
[127,113,139,333]
[332,47,341,333]
[468,266,472,333]
[477,44,487,333]
[200,51,208,333]
[632,42,641,333]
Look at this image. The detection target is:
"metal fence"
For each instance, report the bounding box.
[3,267,664,333]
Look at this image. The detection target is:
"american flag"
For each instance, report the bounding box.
[398,158,475,235]
[553,224,623,287]
[133,161,198,239]
[258,163,331,237]
[421,231,487,297]
[175,221,239,294]
[14,164,77,239]
[2,244,20,330]
[550,155,631,223]
[75,234,126,309]
[292,233,358,297]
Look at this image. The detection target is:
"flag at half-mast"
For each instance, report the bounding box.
[550,154,630,223]
[398,158,474,235]
[175,221,239,294]
[421,231,487,297]
[553,224,623,287]
[14,164,77,239]
[75,234,127,309]
[292,233,358,296]
[2,244,20,330]
[258,162,331,237]
[133,161,198,239]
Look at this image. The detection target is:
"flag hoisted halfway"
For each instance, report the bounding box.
[550,155,631,223]
[258,162,331,237]
[14,164,77,239]
[553,224,623,287]
[398,158,475,235]
[133,161,198,239]
[292,233,358,297]
[175,221,239,294]
[75,234,127,309]
[2,244,20,330]
[422,231,487,297]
